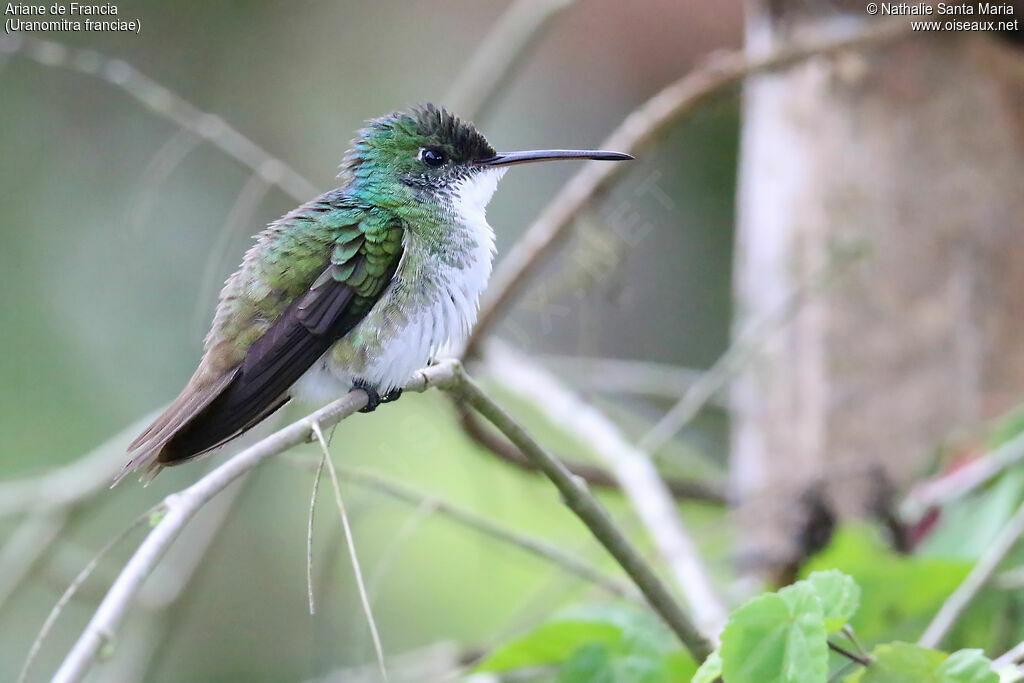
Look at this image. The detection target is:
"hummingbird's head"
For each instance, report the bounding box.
[342,104,632,215]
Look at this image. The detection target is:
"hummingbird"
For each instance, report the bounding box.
[117,105,631,483]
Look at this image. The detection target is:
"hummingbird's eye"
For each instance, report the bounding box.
[418,147,448,168]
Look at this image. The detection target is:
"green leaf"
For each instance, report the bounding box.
[804,525,971,642]
[476,604,695,682]
[559,604,679,655]
[936,649,998,683]
[919,470,1024,561]
[987,405,1024,449]
[560,643,615,683]
[855,642,947,682]
[803,570,861,632]
[849,643,996,683]
[556,639,687,683]
[478,620,621,672]
[692,650,722,683]
[720,585,829,682]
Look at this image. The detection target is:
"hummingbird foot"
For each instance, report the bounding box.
[380,388,403,404]
[352,381,402,413]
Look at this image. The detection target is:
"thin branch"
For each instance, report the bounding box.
[193,171,273,335]
[53,360,712,679]
[313,422,389,683]
[464,16,913,356]
[0,35,318,202]
[920,497,1024,648]
[444,362,715,661]
[828,640,872,667]
[994,639,1024,669]
[0,410,161,521]
[137,471,250,611]
[364,498,437,602]
[444,0,576,120]
[0,511,68,611]
[638,245,865,455]
[303,642,464,683]
[48,367,393,683]
[484,341,728,634]
[902,429,1024,521]
[20,505,160,683]
[125,128,202,236]
[294,459,639,601]
[307,455,325,615]
[536,355,728,406]
[456,401,727,505]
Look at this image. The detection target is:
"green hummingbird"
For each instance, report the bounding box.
[118,105,631,483]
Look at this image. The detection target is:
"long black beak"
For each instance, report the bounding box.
[477,149,633,166]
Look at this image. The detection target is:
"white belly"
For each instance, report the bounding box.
[291,168,505,405]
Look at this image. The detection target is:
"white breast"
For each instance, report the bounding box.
[293,168,507,402]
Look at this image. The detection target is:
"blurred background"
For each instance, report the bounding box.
[0,0,1021,681]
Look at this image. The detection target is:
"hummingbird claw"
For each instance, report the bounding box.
[380,388,403,405]
[353,380,382,413]
[353,381,403,413]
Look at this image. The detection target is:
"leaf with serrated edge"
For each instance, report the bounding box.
[721,585,829,683]
[804,570,861,632]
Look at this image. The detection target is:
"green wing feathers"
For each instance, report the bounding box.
[118,202,404,484]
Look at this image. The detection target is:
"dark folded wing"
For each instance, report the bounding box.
[118,221,405,482]
[158,243,403,464]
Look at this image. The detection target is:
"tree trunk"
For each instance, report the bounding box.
[731,5,1024,579]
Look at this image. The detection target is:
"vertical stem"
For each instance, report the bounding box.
[446,366,714,662]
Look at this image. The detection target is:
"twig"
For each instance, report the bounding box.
[994,639,1024,669]
[303,642,464,683]
[842,625,869,659]
[0,35,318,203]
[0,410,161,520]
[48,367,391,682]
[312,422,389,683]
[828,640,872,667]
[137,471,250,611]
[294,459,639,601]
[444,0,575,120]
[537,355,728,406]
[0,511,68,611]
[125,128,202,236]
[53,360,712,679]
[364,498,437,602]
[444,362,715,661]
[456,402,727,505]
[307,455,325,615]
[920,498,1024,648]
[484,341,728,634]
[193,171,273,335]
[902,430,1024,521]
[20,505,160,683]
[638,244,865,455]
[464,16,913,357]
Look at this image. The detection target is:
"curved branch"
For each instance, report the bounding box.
[482,341,727,634]
[456,402,727,505]
[445,363,715,661]
[444,0,576,120]
[51,364,450,683]
[919,497,1024,648]
[464,17,913,356]
[0,35,319,202]
[53,360,712,680]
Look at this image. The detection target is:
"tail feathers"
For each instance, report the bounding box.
[114,368,239,486]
